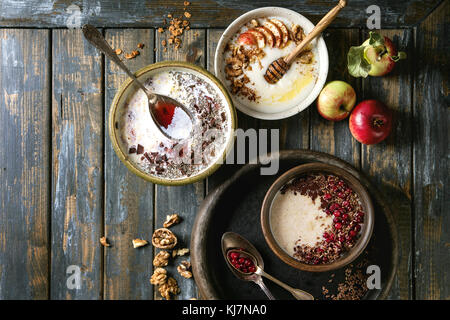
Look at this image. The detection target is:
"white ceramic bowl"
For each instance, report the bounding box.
[214,7,329,120]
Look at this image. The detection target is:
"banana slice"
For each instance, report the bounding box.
[263,20,282,48]
[270,19,289,48]
[255,26,275,48]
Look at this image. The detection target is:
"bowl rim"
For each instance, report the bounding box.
[260,162,375,272]
[214,6,329,120]
[108,61,237,186]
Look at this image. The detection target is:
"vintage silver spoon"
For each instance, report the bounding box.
[221,232,314,300]
[82,24,194,141]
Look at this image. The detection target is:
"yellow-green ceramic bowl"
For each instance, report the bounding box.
[109,61,237,186]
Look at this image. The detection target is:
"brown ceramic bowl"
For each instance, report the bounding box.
[261,162,375,272]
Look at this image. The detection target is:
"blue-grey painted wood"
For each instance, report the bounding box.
[0,29,50,300]
[51,29,104,299]
[103,28,155,300]
[0,0,442,28]
[153,29,206,300]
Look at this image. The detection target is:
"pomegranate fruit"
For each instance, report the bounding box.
[349,100,393,145]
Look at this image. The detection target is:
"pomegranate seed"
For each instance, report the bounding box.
[342,201,349,207]
[238,258,245,264]
[338,192,346,199]
[241,268,248,273]
[230,252,239,260]
[349,230,357,237]
[357,211,365,217]
[354,224,361,232]
[339,236,345,243]
[342,213,349,220]
[333,217,341,224]
[356,217,362,223]
[333,210,341,217]
[323,232,329,238]
[324,193,332,200]
[248,266,256,273]
[244,260,252,267]
[338,181,344,187]
[335,223,342,229]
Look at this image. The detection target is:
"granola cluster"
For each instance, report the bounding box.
[158,1,192,51]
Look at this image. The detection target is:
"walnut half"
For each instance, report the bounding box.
[150,267,167,286]
[159,277,180,300]
[152,228,177,249]
[153,251,170,267]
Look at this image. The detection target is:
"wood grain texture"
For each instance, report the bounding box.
[206,29,261,191]
[0,29,50,299]
[103,29,155,300]
[310,29,361,169]
[413,0,449,300]
[0,0,442,28]
[361,29,414,300]
[51,29,103,299]
[153,29,206,300]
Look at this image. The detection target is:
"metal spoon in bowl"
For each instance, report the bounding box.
[82,24,194,141]
[221,232,314,300]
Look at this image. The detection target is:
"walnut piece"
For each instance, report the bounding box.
[172,248,190,258]
[132,238,148,248]
[137,43,144,49]
[114,49,122,55]
[153,251,170,267]
[100,236,110,247]
[158,277,180,300]
[152,228,177,249]
[177,260,192,279]
[163,213,181,228]
[124,50,140,59]
[150,267,167,285]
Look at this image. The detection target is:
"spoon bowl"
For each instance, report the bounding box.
[221,232,314,300]
[82,24,194,141]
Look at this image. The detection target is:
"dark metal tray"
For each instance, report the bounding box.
[191,150,399,300]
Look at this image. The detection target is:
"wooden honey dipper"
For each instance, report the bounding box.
[264,0,347,84]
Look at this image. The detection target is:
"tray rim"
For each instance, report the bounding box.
[191,149,399,300]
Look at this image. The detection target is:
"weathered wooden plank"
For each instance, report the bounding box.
[0,29,50,300]
[205,29,260,191]
[51,29,103,299]
[310,29,361,169]
[103,29,155,300]
[361,29,414,299]
[414,0,449,300]
[153,29,206,300]
[0,0,442,28]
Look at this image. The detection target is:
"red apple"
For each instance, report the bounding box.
[364,36,398,76]
[317,81,357,121]
[349,100,393,145]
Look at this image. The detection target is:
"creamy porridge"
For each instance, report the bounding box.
[115,69,231,180]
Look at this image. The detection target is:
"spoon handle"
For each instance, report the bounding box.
[257,269,314,300]
[284,0,347,65]
[254,278,276,300]
[82,24,156,103]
